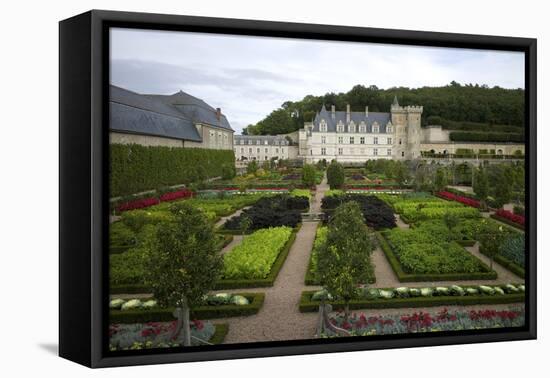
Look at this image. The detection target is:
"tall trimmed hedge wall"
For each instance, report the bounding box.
[110,144,235,197]
[449,131,524,143]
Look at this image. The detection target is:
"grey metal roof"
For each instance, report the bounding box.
[109,85,202,142]
[148,91,233,131]
[234,135,289,146]
[312,105,391,133]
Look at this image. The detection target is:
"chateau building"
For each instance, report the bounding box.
[234,135,296,162]
[109,85,234,149]
[299,97,422,163]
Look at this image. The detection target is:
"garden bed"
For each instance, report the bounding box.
[109,293,265,323]
[215,225,300,289]
[377,232,497,282]
[491,213,525,231]
[299,286,525,312]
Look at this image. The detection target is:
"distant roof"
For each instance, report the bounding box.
[235,135,289,145]
[110,85,202,142]
[148,91,233,131]
[312,105,391,133]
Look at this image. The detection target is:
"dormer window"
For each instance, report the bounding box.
[386,123,393,133]
[320,119,327,132]
[349,121,356,133]
[337,121,344,133]
[373,123,380,133]
[359,122,366,133]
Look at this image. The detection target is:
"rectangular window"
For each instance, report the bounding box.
[257,148,260,153]
[249,148,252,153]
[321,136,326,144]
[349,137,354,144]
[360,137,365,144]
[241,148,244,153]
[265,148,268,153]
[276,148,279,153]
[387,148,392,156]
[401,151,405,157]
[374,148,378,156]
[338,147,343,155]
[374,137,378,145]
[387,137,392,144]
[321,148,326,155]
[338,136,343,144]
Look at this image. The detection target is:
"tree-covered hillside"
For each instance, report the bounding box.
[242,82,524,137]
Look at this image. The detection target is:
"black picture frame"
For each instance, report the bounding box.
[59,9,537,368]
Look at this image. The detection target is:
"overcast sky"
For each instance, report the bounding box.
[110,28,525,134]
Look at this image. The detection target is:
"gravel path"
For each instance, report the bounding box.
[215,206,251,228]
[220,235,244,255]
[209,175,329,343]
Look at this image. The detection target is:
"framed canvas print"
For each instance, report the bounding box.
[59,10,537,368]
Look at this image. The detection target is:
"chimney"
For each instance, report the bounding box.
[216,107,221,121]
[346,104,351,123]
[365,106,369,117]
[331,105,335,119]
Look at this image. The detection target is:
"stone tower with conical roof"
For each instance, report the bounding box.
[390,96,423,160]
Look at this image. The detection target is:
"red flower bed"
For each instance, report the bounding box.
[116,189,193,212]
[116,197,160,212]
[437,191,480,208]
[495,208,525,226]
[160,189,193,202]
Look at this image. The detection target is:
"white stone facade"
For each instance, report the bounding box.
[234,135,292,162]
[299,100,423,164]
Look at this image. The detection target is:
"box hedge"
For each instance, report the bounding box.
[110,144,235,197]
[298,290,525,312]
[377,232,497,282]
[109,293,264,323]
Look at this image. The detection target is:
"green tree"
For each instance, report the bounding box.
[327,161,345,189]
[246,160,258,175]
[434,167,448,192]
[146,202,223,346]
[302,164,317,187]
[221,164,236,180]
[316,202,374,322]
[494,165,513,207]
[473,167,489,209]
[239,214,252,236]
[395,162,410,187]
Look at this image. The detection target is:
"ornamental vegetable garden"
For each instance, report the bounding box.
[108,157,527,348]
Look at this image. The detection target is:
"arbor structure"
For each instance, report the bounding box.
[146,202,223,346]
[316,201,374,321]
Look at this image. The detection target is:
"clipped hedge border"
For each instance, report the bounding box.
[111,225,300,294]
[304,252,376,286]
[217,234,234,250]
[210,324,229,344]
[110,293,265,324]
[214,224,301,289]
[377,232,497,282]
[478,246,525,279]
[110,284,150,295]
[490,214,525,231]
[298,290,525,313]
[456,239,477,247]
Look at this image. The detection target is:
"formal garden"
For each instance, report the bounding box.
[108,146,526,349]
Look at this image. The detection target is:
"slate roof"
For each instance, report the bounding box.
[234,135,289,146]
[148,91,233,131]
[110,85,202,142]
[312,105,392,133]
